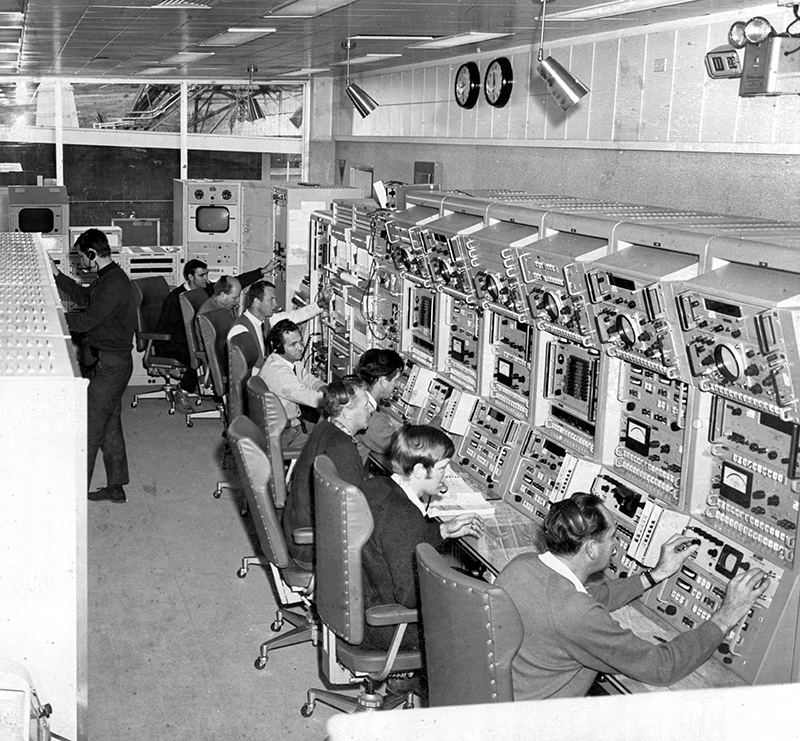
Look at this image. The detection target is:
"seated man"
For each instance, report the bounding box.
[259,319,325,447]
[360,425,485,652]
[156,259,274,413]
[227,279,331,370]
[495,493,769,701]
[354,348,404,465]
[197,275,242,318]
[282,375,373,568]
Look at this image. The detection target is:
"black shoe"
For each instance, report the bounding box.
[88,485,127,503]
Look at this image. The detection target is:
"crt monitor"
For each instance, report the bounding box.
[194,206,230,234]
[16,207,55,233]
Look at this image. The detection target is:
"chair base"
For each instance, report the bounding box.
[213,481,236,499]
[237,555,268,578]
[301,687,413,717]
[132,386,177,414]
[253,608,319,669]
[185,407,223,428]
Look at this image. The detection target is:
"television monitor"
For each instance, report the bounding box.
[17,208,55,233]
[194,206,230,234]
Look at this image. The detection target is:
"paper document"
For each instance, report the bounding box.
[426,468,496,519]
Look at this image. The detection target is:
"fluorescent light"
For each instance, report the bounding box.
[199,28,276,46]
[281,67,330,76]
[409,31,514,49]
[137,66,177,75]
[161,51,215,64]
[150,0,211,8]
[349,35,436,41]
[334,54,402,65]
[545,0,702,21]
[261,0,359,19]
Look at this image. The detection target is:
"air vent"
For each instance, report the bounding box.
[150,0,213,8]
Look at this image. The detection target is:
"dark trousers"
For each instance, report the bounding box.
[87,350,133,489]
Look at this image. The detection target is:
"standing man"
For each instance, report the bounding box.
[227,279,332,369]
[496,493,769,700]
[354,348,405,464]
[259,319,325,446]
[157,259,277,413]
[360,425,484,651]
[53,228,137,504]
[282,375,373,568]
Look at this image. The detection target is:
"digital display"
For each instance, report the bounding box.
[719,461,752,509]
[608,273,637,292]
[450,337,465,362]
[488,407,506,422]
[195,205,230,233]
[759,411,794,437]
[704,298,742,318]
[624,418,651,457]
[18,207,55,233]
[715,543,744,580]
[496,358,513,386]
[543,439,566,457]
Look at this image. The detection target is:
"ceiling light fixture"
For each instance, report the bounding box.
[545,0,701,21]
[200,27,276,47]
[261,0,359,19]
[409,30,514,50]
[161,51,215,65]
[349,35,436,41]
[536,0,590,111]
[281,67,330,76]
[333,53,403,65]
[344,39,379,118]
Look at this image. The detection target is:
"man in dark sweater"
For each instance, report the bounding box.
[282,375,373,568]
[360,425,485,651]
[53,228,137,503]
[496,493,770,700]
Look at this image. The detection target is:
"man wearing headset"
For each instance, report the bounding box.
[258,318,325,447]
[496,492,770,701]
[52,229,137,504]
[282,375,373,568]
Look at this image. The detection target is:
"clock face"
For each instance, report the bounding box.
[454,62,480,109]
[484,57,513,108]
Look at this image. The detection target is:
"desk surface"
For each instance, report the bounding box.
[460,500,746,693]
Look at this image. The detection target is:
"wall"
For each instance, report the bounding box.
[320,4,800,221]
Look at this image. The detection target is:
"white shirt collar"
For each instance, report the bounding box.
[243,309,262,329]
[366,391,378,410]
[391,473,427,516]
[539,551,588,594]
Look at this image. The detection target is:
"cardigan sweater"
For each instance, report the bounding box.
[495,551,725,701]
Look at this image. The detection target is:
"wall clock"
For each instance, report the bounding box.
[454,62,480,109]
[484,56,513,108]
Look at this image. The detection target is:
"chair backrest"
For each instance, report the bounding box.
[227,416,293,570]
[131,276,171,352]
[416,542,523,707]
[179,288,210,371]
[196,308,234,396]
[246,375,293,507]
[228,333,259,421]
[313,455,373,646]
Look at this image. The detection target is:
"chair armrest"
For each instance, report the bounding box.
[195,351,208,363]
[292,528,314,545]
[139,331,172,343]
[365,604,418,627]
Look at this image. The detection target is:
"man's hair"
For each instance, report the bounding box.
[75,228,111,259]
[323,374,367,418]
[212,275,239,296]
[356,348,404,388]
[183,259,207,281]
[247,279,276,303]
[390,425,455,477]
[543,493,610,556]
[267,318,300,354]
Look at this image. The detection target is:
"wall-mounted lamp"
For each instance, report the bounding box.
[728,17,775,48]
[344,40,379,118]
[535,0,590,111]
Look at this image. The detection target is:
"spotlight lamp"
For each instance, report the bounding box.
[535,0,590,111]
[728,17,776,49]
[344,39,379,118]
[728,20,747,49]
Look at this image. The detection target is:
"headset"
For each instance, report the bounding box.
[561,498,589,537]
[267,320,301,355]
[326,380,351,407]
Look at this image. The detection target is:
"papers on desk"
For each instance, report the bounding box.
[426,468,496,519]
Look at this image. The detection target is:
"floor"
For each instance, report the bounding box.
[88,386,353,741]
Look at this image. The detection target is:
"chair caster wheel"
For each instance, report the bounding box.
[300,702,315,718]
[237,568,247,578]
[168,408,175,415]
[131,400,138,408]
[213,489,222,499]
[186,419,193,428]
[254,656,267,670]
[270,620,283,632]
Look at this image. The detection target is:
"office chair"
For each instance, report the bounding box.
[179,288,220,427]
[227,415,318,668]
[194,308,233,430]
[245,375,305,509]
[415,543,523,706]
[130,276,187,414]
[301,455,421,718]
[228,333,259,423]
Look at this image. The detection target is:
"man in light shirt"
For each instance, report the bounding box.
[259,318,325,447]
[226,279,331,369]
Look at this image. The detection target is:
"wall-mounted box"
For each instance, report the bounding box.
[740,35,800,96]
